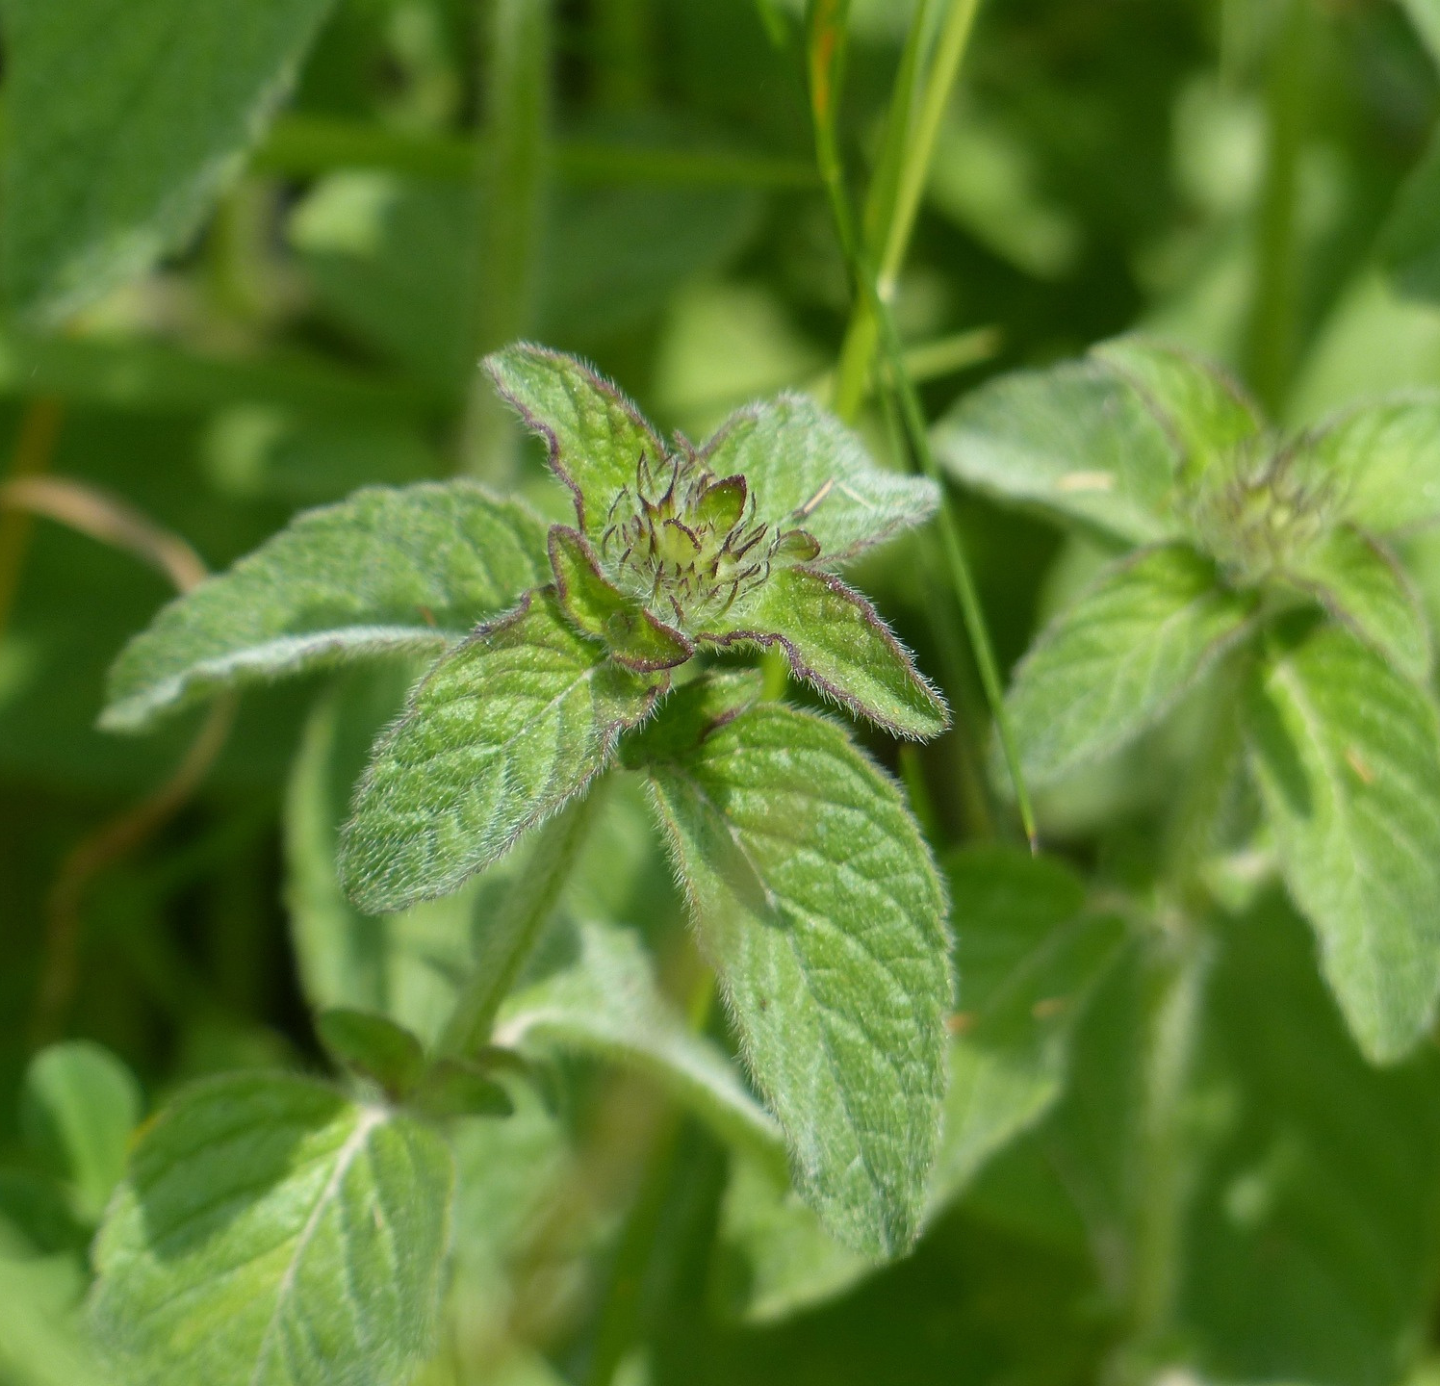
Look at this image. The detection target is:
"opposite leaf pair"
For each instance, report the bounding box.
[100,348,955,1257]
[938,336,1440,1063]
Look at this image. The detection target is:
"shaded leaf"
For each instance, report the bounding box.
[22,1042,142,1224]
[700,393,939,564]
[339,590,660,914]
[932,847,1124,1211]
[1285,525,1432,682]
[103,482,550,732]
[1182,893,1440,1386]
[1245,621,1440,1063]
[932,359,1180,545]
[645,703,950,1257]
[696,566,948,740]
[1004,544,1256,787]
[90,1074,451,1386]
[496,917,784,1160]
[315,1009,425,1098]
[3,0,335,321]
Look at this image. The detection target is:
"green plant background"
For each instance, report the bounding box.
[8,1,1440,1385]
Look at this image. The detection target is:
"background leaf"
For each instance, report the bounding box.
[1180,893,1440,1386]
[931,359,1181,545]
[103,483,550,732]
[1245,621,1440,1063]
[1285,525,1432,682]
[21,1042,142,1225]
[1004,544,1256,787]
[496,916,784,1161]
[89,1073,452,1386]
[645,703,950,1258]
[2,0,336,320]
[1305,396,1440,534]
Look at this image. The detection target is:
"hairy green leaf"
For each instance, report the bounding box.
[645,703,950,1257]
[89,1073,452,1386]
[3,0,335,321]
[549,526,693,671]
[697,566,948,740]
[1093,337,1263,482]
[1005,544,1255,787]
[1286,525,1432,682]
[103,483,550,732]
[22,1042,142,1224]
[485,343,666,539]
[700,394,939,563]
[931,359,1180,544]
[1245,622,1440,1063]
[496,918,784,1160]
[714,846,1123,1324]
[1304,395,1440,534]
[339,590,660,914]
[1182,894,1440,1386]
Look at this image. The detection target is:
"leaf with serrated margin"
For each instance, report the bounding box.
[549,526,693,671]
[339,590,661,915]
[485,342,666,539]
[1004,544,1257,788]
[89,1073,451,1386]
[2,0,335,323]
[713,845,1123,1324]
[932,360,1181,545]
[496,918,784,1162]
[103,483,550,733]
[1303,394,1440,534]
[643,703,950,1257]
[1093,336,1263,483]
[1244,621,1440,1063]
[700,393,939,563]
[696,567,948,740]
[1285,525,1432,683]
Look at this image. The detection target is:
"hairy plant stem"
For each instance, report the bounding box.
[439,787,601,1058]
[810,0,1033,843]
[464,0,551,478]
[1243,0,1314,417]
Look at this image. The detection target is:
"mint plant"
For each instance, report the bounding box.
[13,2,1440,1385]
[84,344,954,1382]
[936,335,1440,1064]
